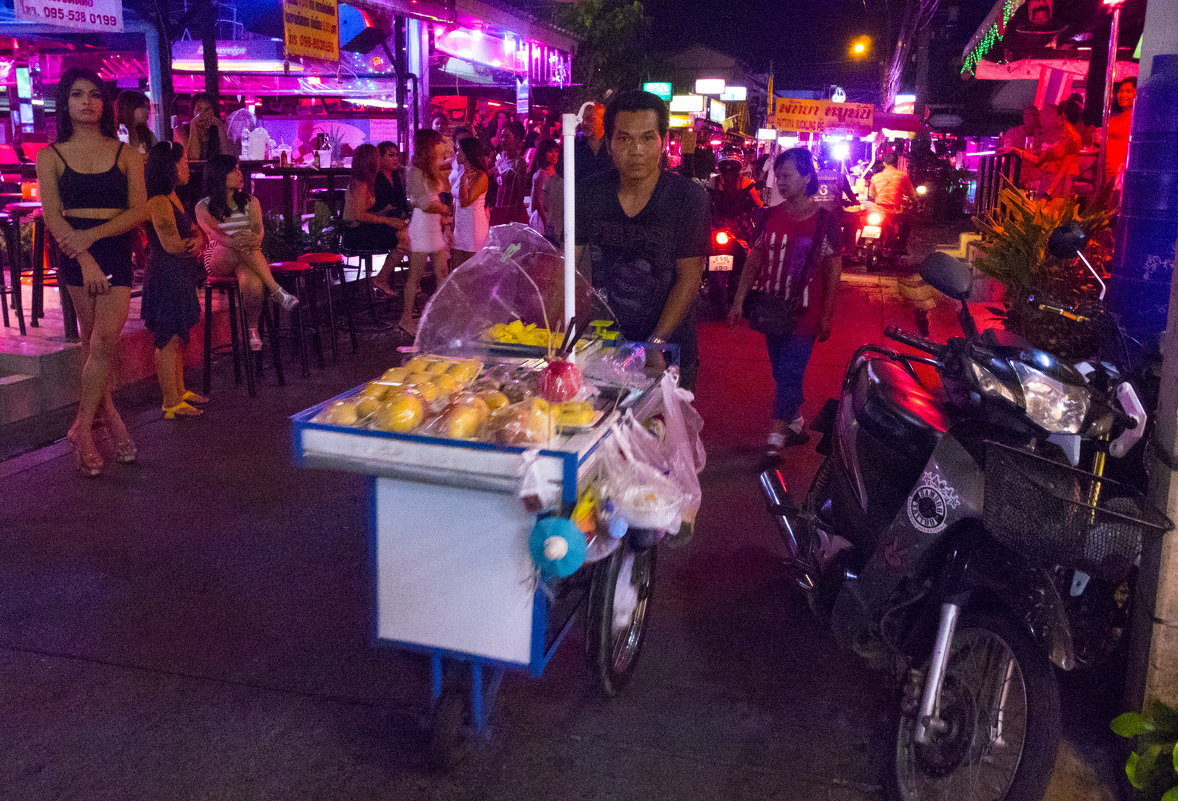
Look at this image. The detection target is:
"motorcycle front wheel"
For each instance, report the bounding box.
[887,612,1060,801]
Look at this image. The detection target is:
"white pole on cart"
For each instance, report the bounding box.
[562,105,592,328]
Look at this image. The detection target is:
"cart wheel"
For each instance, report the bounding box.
[586,542,657,697]
[427,687,470,770]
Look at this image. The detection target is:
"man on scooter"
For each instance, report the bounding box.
[707,149,763,237]
[868,150,917,256]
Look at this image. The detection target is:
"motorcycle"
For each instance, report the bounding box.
[703,224,747,317]
[759,225,1170,800]
[851,203,899,272]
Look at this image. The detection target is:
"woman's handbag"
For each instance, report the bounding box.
[744,207,832,338]
[745,291,799,337]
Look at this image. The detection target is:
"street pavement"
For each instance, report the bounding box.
[0,262,1126,800]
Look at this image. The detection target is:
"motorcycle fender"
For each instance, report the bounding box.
[829,437,983,654]
[852,437,984,605]
[951,533,1076,671]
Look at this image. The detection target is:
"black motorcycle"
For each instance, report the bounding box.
[703,224,747,316]
[760,226,1170,800]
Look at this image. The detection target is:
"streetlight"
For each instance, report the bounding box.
[850,36,871,59]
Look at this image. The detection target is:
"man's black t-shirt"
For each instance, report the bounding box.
[575,168,710,351]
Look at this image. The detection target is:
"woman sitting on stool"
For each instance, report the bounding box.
[196,154,298,352]
[342,143,407,296]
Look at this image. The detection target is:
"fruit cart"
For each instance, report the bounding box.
[290,107,701,766]
[291,357,673,766]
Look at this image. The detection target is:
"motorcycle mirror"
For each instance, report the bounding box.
[1048,224,1087,260]
[920,252,973,301]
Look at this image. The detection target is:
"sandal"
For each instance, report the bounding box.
[181,390,210,405]
[111,435,138,464]
[163,401,204,420]
[67,431,104,477]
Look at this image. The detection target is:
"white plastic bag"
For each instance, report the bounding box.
[657,371,705,523]
[599,419,688,534]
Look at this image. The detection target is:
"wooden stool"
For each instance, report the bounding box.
[270,261,324,378]
[298,252,357,357]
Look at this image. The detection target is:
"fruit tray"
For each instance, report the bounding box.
[292,375,659,503]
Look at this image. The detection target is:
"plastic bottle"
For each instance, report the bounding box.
[240,128,251,159]
[1107,54,1178,344]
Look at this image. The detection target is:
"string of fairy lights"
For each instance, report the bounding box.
[961,0,1025,76]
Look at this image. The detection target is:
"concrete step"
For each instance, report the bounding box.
[0,372,39,425]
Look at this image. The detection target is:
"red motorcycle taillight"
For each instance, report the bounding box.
[715,231,730,246]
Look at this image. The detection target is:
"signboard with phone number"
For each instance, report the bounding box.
[283,0,340,63]
[14,0,123,32]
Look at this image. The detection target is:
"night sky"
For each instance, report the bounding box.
[642,0,993,98]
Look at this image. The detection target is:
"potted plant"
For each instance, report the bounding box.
[1112,700,1178,800]
[971,180,1116,358]
[261,200,336,263]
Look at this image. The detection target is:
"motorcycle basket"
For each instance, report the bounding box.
[983,441,1171,582]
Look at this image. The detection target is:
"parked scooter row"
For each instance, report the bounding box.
[760,225,1170,801]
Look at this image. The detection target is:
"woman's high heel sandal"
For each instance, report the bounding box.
[272,287,300,310]
[67,432,104,477]
[111,435,138,464]
[163,401,204,420]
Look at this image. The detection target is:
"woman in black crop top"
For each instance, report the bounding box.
[37,67,149,477]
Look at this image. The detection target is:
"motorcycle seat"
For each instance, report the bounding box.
[854,358,948,444]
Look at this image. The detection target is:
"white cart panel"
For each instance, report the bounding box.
[374,478,537,665]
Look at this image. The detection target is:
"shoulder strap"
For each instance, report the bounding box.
[50,144,70,170]
[113,142,124,169]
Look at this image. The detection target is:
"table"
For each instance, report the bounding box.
[257,165,352,236]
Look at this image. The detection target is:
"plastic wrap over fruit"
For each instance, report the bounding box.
[414,223,615,357]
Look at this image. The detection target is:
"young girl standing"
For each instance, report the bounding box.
[452,137,489,268]
[398,129,450,336]
[142,141,208,418]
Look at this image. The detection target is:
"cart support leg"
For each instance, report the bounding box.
[430,651,444,706]
[469,658,506,739]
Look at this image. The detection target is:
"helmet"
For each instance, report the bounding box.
[717,147,743,172]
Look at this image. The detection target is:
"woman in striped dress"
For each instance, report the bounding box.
[196,154,298,351]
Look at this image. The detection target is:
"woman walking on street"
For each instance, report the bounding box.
[37,67,148,476]
[398,128,451,336]
[196,154,298,352]
[452,136,489,268]
[343,143,407,295]
[728,148,843,458]
[528,138,559,236]
[141,141,208,419]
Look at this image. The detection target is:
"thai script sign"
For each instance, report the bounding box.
[284,0,339,62]
[14,0,123,33]
[774,98,874,135]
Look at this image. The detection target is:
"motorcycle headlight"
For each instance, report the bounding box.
[1011,362,1090,433]
[970,361,1018,405]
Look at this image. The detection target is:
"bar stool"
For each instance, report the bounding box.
[203,274,251,397]
[203,274,285,397]
[3,202,43,326]
[338,245,392,325]
[0,212,26,335]
[297,252,357,357]
[270,261,324,379]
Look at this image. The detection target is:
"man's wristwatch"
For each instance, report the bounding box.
[648,336,667,346]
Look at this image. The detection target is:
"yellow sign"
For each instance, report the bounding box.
[774,98,874,136]
[284,0,339,62]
